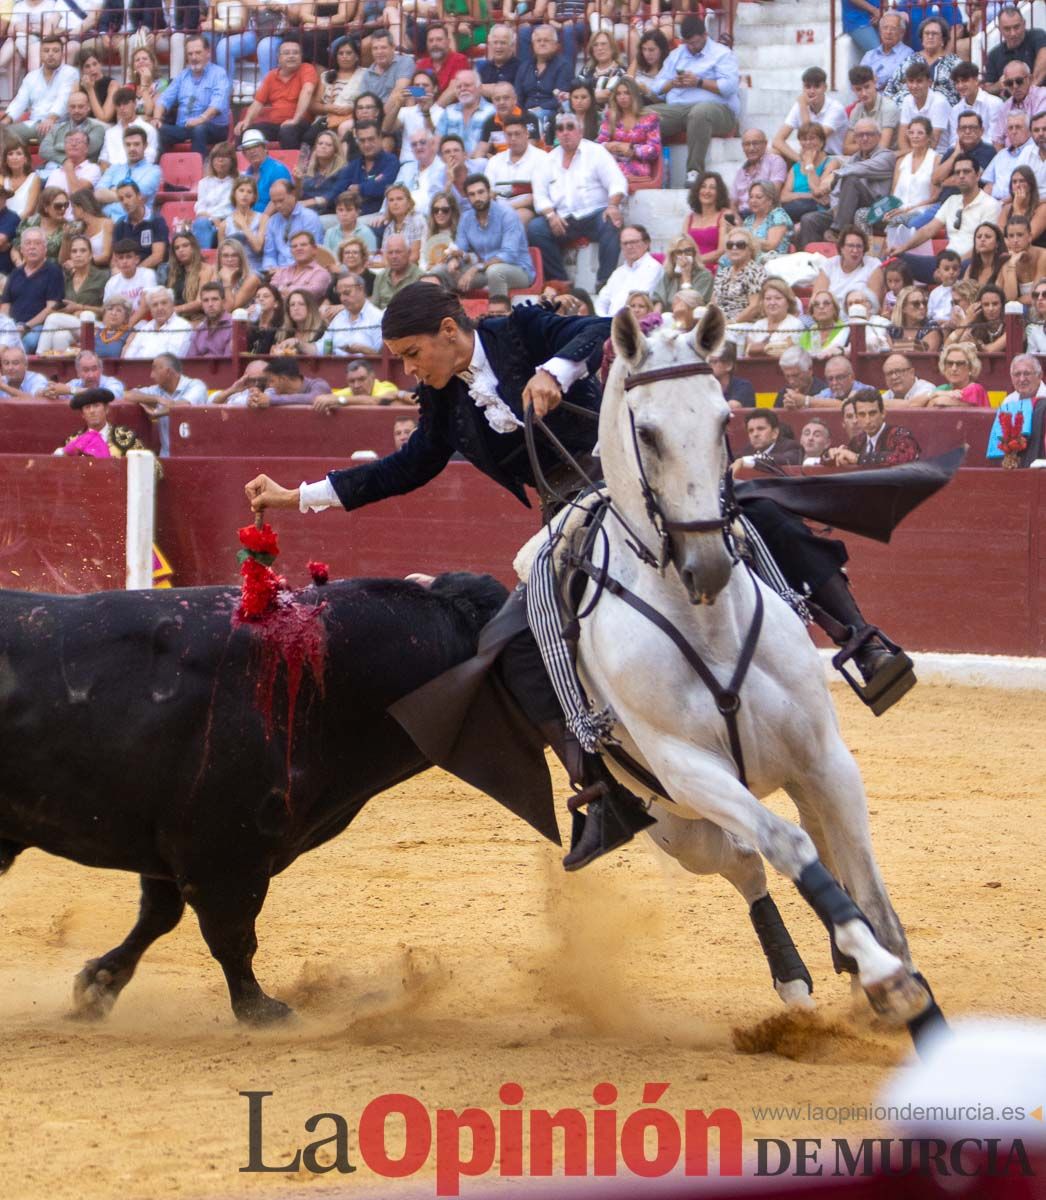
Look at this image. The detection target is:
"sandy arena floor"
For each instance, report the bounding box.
[0,683,1043,1200]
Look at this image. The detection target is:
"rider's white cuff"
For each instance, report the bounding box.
[299,478,339,512]
[539,356,588,391]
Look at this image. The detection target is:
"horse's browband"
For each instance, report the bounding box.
[623,362,715,391]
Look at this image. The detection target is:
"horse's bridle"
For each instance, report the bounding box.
[623,359,739,572]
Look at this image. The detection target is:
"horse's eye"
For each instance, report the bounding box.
[637,424,658,452]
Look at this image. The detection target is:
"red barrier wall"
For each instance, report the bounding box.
[0,401,155,455]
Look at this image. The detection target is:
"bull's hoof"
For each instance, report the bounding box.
[70,960,119,1021]
[237,995,294,1026]
[863,968,931,1027]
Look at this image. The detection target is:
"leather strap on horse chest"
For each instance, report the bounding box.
[572,558,764,789]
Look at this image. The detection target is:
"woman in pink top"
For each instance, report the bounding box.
[596,78,661,181]
[682,170,732,271]
[928,342,991,407]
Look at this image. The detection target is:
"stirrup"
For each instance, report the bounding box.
[563,787,655,872]
[832,625,916,717]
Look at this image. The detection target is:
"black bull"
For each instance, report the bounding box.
[0,572,555,1024]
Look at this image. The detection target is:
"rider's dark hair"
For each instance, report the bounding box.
[382,282,474,340]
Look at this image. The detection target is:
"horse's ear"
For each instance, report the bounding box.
[611,307,647,370]
[693,304,727,359]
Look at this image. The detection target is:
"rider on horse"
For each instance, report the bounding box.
[246,283,916,872]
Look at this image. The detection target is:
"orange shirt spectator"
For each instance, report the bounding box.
[255,61,320,126]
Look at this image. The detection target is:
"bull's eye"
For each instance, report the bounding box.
[637,424,659,452]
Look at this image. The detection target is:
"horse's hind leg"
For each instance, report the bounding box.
[72,875,186,1021]
[648,809,813,1009]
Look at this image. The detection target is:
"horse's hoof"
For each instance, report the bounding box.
[863,969,931,1026]
[70,960,117,1021]
[238,996,295,1026]
[775,978,816,1010]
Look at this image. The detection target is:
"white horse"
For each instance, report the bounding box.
[571,305,942,1038]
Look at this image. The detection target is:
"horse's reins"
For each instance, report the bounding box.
[524,356,761,789]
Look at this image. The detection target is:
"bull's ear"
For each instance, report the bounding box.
[611,307,647,370]
[694,304,727,359]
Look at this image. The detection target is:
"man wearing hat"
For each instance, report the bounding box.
[54,388,147,459]
[240,129,292,213]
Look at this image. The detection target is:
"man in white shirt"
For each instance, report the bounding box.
[881,353,936,407]
[393,130,447,217]
[123,352,209,455]
[897,60,951,150]
[0,345,49,399]
[893,154,1002,282]
[43,130,100,207]
[0,34,79,143]
[947,61,1004,147]
[122,288,193,360]
[594,226,663,317]
[774,65,849,161]
[527,113,627,289]
[99,86,160,168]
[103,239,158,324]
[42,350,125,402]
[982,112,1038,201]
[486,117,546,227]
[317,275,384,356]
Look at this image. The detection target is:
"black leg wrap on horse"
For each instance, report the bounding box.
[907,971,949,1055]
[749,895,814,991]
[795,861,868,935]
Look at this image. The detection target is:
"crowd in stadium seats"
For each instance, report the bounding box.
[0,1,1043,461]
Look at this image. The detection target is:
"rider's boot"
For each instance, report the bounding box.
[539,719,656,871]
[810,573,916,716]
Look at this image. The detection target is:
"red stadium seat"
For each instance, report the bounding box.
[805,241,838,258]
[268,148,300,171]
[462,298,489,319]
[157,152,203,200]
[201,249,217,263]
[160,200,196,237]
[460,247,544,301]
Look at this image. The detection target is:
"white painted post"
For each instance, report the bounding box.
[124,449,156,589]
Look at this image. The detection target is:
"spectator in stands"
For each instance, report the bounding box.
[652,236,713,312]
[0,35,79,146]
[319,273,383,354]
[378,184,427,264]
[884,17,961,107]
[437,70,494,156]
[528,110,626,290]
[191,142,237,250]
[486,296,512,317]
[596,77,661,185]
[382,72,441,163]
[42,350,125,402]
[947,281,1007,352]
[885,285,943,353]
[127,46,168,125]
[927,341,990,407]
[112,182,168,273]
[222,176,267,274]
[881,352,936,406]
[0,185,20,279]
[168,232,216,320]
[896,60,950,151]
[297,130,352,218]
[984,113,1037,201]
[827,389,922,466]
[323,192,378,259]
[882,262,913,319]
[549,81,600,146]
[234,40,319,150]
[799,417,832,464]
[1,140,41,224]
[343,121,400,217]
[254,356,330,407]
[360,30,416,104]
[2,227,64,352]
[667,289,701,332]
[271,231,333,299]
[372,234,423,307]
[712,228,766,329]
[261,179,325,271]
[742,277,805,359]
[882,116,941,249]
[629,29,670,104]
[812,354,874,408]
[78,52,119,125]
[927,247,963,324]
[209,361,270,407]
[103,238,156,321]
[394,131,447,219]
[213,238,259,312]
[15,186,75,264]
[982,6,1046,96]
[843,0,884,56]
[422,191,460,268]
[798,290,847,359]
[581,30,627,107]
[239,130,293,214]
[894,155,1002,283]
[35,234,106,353]
[797,119,896,247]
[845,67,899,154]
[947,61,1003,146]
[478,24,520,99]
[485,117,545,227]
[93,297,134,359]
[1027,281,1046,354]
[730,128,788,219]
[859,10,913,92]
[810,227,884,307]
[304,39,366,146]
[336,236,377,295]
[999,165,1045,245]
[709,340,755,409]
[773,67,849,165]
[648,15,740,184]
[38,90,106,166]
[0,345,49,398]
[313,357,414,410]
[986,355,1046,464]
[476,81,542,156]
[393,416,419,448]
[42,132,101,211]
[439,134,486,211]
[840,394,859,439]
[245,283,284,355]
[735,410,802,468]
[847,287,892,352]
[344,92,388,160]
[124,286,194,359]
[780,124,838,226]
[187,282,234,357]
[593,223,660,316]
[273,288,327,354]
[435,174,534,298]
[414,23,469,96]
[97,129,163,222]
[123,353,210,423]
[100,87,159,169]
[515,25,573,121]
[933,111,997,204]
[156,35,232,158]
[742,181,794,262]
